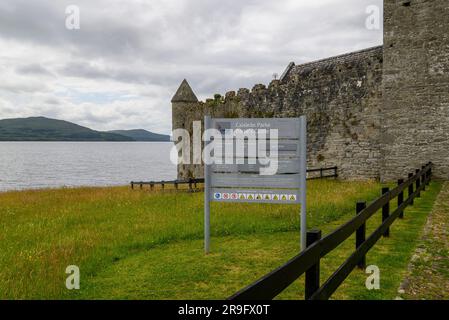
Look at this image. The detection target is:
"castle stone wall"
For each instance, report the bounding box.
[172,0,449,182]
[173,47,384,180]
[381,0,449,181]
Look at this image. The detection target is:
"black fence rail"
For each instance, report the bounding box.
[131,166,338,191]
[229,162,433,300]
[307,166,338,180]
[131,178,202,191]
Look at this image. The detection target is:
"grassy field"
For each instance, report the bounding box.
[400,182,449,299]
[0,179,441,299]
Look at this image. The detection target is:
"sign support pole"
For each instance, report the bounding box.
[204,115,211,254]
[299,116,307,251]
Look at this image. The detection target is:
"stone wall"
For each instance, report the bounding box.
[172,47,384,180]
[172,0,449,182]
[381,0,449,181]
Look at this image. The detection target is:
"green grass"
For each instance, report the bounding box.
[400,182,449,299]
[0,180,441,299]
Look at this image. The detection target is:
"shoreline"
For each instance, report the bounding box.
[0,141,173,143]
[0,184,132,194]
[0,180,182,194]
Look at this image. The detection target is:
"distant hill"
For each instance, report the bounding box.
[0,117,169,142]
[108,129,170,142]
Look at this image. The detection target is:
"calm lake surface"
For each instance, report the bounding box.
[0,142,177,192]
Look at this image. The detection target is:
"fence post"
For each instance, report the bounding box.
[131,182,134,190]
[140,183,143,190]
[398,179,404,219]
[334,167,338,178]
[174,181,178,190]
[415,169,421,198]
[188,179,192,191]
[356,202,367,269]
[305,230,321,300]
[421,166,426,191]
[161,181,165,190]
[408,173,414,205]
[320,168,323,179]
[382,187,390,237]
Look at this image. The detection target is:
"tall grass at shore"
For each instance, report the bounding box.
[0,179,429,299]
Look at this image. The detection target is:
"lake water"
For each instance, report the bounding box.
[0,142,177,192]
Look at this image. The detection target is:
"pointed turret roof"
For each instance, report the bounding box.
[171,79,198,103]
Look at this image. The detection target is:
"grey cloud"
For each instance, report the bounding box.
[0,0,383,134]
[58,61,112,80]
[0,81,48,94]
[44,97,61,105]
[0,1,66,46]
[16,63,54,76]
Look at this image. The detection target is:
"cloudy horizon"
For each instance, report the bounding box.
[0,0,382,135]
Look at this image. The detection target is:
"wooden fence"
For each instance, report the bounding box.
[229,162,433,300]
[131,166,338,191]
[306,166,338,180]
[131,178,202,191]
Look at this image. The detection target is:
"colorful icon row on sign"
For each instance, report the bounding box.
[213,192,297,202]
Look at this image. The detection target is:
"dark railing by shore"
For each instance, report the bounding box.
[228,162,433,300]
[306,166,338,180]
[131,178,202,191]
[130,166,338,191]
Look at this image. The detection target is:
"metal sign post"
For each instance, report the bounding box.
[299,116,307,251]
[204,116,307,254]
[204,116,212,254]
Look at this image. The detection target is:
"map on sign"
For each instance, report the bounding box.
[208,118,303,204]
[204,116,308,253]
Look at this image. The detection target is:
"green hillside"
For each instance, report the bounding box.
[0,117,169,141]
[108,129,170,142]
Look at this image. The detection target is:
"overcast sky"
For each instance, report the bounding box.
[0,0,382,134]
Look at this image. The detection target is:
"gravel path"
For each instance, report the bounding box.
[398,182,449,300]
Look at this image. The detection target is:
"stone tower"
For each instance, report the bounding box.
[171,79,198,130]
[381,0,449,181]
[171,79,202,179]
